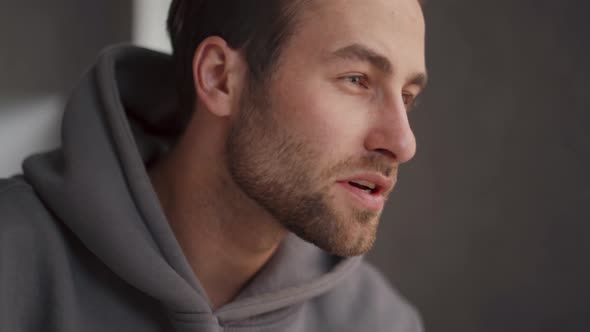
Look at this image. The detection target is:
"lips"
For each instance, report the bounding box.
[342,173,394,195]
[336,173,395,211]
[348,180,378,193]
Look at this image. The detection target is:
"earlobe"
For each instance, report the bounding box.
[192,36,243,117]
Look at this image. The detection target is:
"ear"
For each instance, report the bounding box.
[192,36,247,117]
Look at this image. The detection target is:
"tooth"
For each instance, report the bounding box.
[353,180,376,190]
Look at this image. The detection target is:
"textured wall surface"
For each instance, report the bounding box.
[367,1,590,331]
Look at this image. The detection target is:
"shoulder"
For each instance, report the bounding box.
[0,175,72,281]
[0,176,30,196]
[0,176,73,330]
[0,176,42,232]
[0,176,59,240]
[0,175,67,272]
[0,175,71,263]
[309,260,424,332]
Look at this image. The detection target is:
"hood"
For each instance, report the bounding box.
[22,45,361,326]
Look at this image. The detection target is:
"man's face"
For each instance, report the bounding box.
[227,0,426,256]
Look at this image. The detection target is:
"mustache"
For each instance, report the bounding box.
[321,153,398,179]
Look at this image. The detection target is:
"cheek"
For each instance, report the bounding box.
[273,78,370,156]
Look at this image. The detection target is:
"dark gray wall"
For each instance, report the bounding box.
[0,1,131,98]
[0,1,131,175]
[367,1,590,331]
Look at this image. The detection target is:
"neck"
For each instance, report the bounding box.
[149,111,287,310]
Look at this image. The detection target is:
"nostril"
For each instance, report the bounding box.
[374,148,396,160]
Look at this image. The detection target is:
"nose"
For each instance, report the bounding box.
[364,97,417,164]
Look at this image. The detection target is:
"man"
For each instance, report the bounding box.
[0,0,427,330]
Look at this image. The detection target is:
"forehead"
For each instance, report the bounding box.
[285,0,426,75]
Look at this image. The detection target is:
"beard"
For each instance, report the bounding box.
[226,81,394,257]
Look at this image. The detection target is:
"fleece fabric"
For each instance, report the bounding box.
[0,45,423,332]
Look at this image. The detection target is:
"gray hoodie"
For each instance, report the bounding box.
[0,45,423,332]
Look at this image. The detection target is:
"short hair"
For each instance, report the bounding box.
[167,0,309,116]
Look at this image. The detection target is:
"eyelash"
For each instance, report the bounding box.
[343,75,369,89]
[342,75,417,107]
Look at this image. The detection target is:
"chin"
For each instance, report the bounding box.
[288,207,381,257]
[318,227,378,257]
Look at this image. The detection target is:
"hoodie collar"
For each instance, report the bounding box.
[23,44,362,323]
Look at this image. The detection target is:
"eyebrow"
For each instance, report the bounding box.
[328,43,429,90]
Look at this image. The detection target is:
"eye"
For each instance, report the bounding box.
[343,75,369,89]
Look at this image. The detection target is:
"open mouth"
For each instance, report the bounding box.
[337,180,386,211]
[348,180,379,194]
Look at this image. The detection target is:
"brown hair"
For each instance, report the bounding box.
[167,0,309,116]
